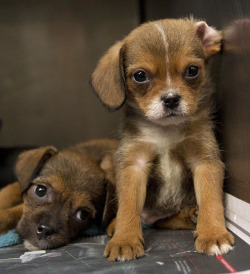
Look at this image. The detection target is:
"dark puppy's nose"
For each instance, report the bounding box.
[37,224,55,240]
[161,94,181,109]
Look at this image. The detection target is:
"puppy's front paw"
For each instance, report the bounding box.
[104,236,144,261]
[194,228,235,255]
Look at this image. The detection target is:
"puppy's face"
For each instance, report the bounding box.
[16,149,107,250]
[92,19,222,126]
[124,20,207,126]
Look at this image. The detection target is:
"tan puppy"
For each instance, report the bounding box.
[92,18,234,261]
[0,139,118,250]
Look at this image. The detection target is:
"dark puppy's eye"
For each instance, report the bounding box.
[133,70,148,83]
[75,209,90,222]
[34,185,47,197]
[185,66,199,78]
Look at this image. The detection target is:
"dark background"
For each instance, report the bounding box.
[0,0,249,203]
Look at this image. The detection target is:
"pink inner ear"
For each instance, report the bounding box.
[196,21,221,48]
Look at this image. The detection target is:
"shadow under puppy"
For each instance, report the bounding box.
[0,139,118,250]
[92,18,234,261]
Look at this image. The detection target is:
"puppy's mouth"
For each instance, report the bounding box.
[23,238,68,250]
[23,233,70,250]
[163,108,188,119]
[147,109,189,126]
[146,99,189,122]
[18,222,70,250]
[165,112,178,117]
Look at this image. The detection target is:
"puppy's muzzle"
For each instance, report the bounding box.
[161,94,181,110]
[36,224,55,240]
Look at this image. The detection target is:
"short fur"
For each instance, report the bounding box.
[92,18,234,261]
[0,139,118,250]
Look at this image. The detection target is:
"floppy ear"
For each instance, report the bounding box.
[91,41,127,111]
[15,146,58,194]
[196,21,222,59]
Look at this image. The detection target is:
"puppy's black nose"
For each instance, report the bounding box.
[37,224,54,240]
[161,94,181,109]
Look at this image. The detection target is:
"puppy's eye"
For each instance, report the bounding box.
[133,71,149,83]
[34,185,47,197]
[185,66,199,78]
[75,209,90,222]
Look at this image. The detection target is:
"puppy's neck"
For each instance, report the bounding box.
[122,103,213,150]
[122,104,188,150]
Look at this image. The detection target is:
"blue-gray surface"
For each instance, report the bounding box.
[0,229,249,273]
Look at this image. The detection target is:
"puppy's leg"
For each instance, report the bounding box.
[0,182,23,234]
[192,161,234,255]
[156,206,197,230]
[104,166,147,261]
[0,203,23,234]
[104,142,155,261]
[0,182,22,209]
[111,205,197,233]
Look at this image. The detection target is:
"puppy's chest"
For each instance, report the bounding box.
[139,125,190,210]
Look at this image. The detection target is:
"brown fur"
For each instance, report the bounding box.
[92,18,234,261]
[0,182,22,234]
[0,182,22,209]
[156,206,197,230]
[0,139,118,250]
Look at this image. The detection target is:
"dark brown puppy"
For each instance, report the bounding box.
[0,139,118,250]
[92,18,234,261]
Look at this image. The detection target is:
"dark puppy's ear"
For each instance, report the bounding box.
[196,21,222,59]
[15,146,58,194]
[91,41,127,111]
[100,153,117,228]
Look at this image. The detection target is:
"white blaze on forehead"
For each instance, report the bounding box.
[154,23,171,85]
[154,23,169,62]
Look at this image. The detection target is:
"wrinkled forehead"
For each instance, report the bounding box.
[41,153,105,187]
[124,19,204,64]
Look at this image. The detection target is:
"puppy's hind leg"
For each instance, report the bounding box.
[156,206,197,230]
[0,182,23,234]
[0,182,22,209]
[0,203,23,234]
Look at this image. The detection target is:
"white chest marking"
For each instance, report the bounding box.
[158,147,184,207]
[138,122,185,206]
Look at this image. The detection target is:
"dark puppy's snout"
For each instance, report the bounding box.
[161,94,181,109]
[37,224,55,240]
